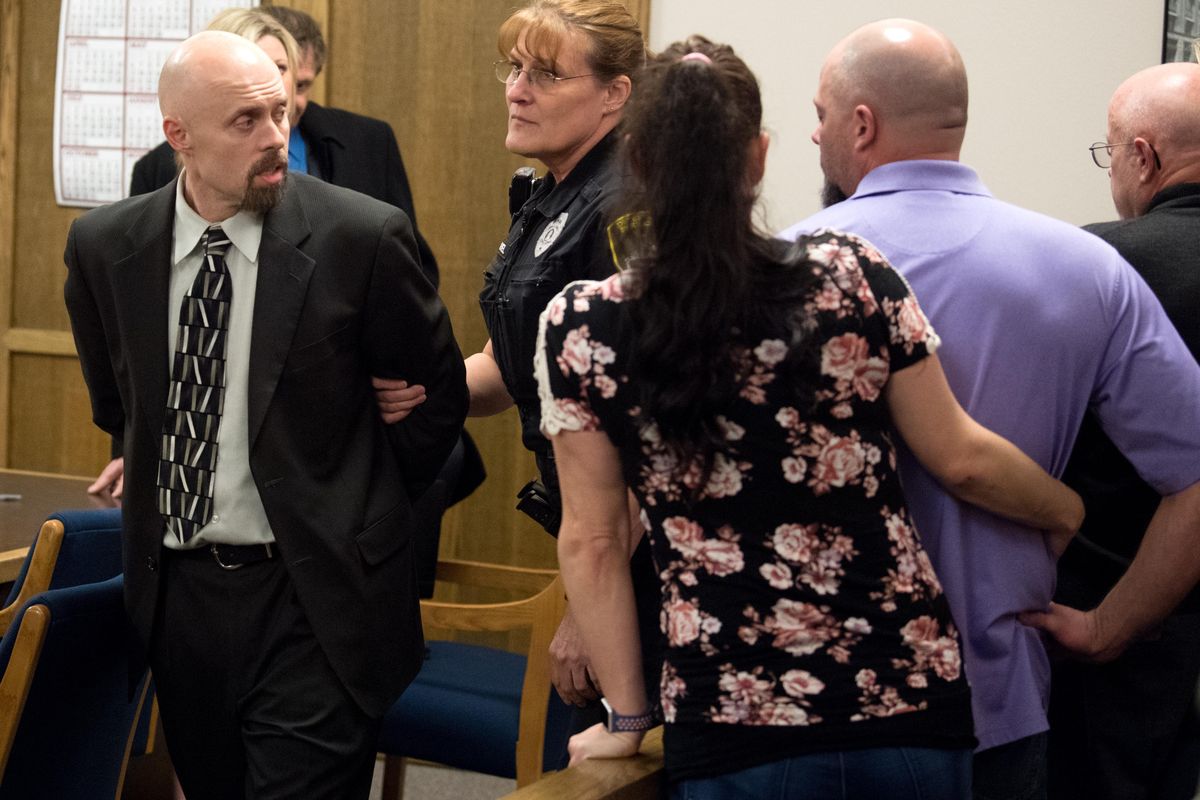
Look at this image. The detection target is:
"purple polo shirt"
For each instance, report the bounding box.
[781,159,1200,751]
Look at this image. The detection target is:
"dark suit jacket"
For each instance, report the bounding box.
[64,173,468,716]
[1058,183,1200,612]
[129,102,439,287]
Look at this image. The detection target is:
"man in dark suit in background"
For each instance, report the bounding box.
[129,6,437,286]
[65,32,467,798]
[260,5,439,285]
[1049,61,1200,800]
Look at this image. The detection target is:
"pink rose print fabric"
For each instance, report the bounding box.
[535,229,973,753]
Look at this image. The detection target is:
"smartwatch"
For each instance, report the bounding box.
[601,697,657,733]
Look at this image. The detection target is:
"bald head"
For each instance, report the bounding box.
[1104,62,1200,219]
[813,20,968,202]
[159,31,282,121]
[158,31,290,221]
[832,19,967,147]
[1110,63,1200,156]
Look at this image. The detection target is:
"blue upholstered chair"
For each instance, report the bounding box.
[0,507,123,634]
[0,575,150,799]
[377,560,571,797]
[0,508,160,756]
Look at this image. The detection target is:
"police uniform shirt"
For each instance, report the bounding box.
[479,132,621,453]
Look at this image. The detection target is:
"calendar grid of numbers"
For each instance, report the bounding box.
[53,0,256,207]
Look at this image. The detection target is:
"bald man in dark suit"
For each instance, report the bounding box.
[65,32,467,798]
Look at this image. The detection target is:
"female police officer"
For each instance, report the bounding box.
[376,0,651,720]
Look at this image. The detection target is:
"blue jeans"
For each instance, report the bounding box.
[671,747,972,800]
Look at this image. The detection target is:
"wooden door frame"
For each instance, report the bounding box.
[0,0,21,468]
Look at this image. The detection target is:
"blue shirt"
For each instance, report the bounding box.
[781,159,1200,751]
[288,126,308,175]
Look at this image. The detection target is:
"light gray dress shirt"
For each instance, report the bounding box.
[164,173,274,548]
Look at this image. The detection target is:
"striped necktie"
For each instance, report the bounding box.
[158,225,232,544]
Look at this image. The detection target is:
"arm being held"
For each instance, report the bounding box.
[365,210,467,486]
[886,354,1084,550]
[372,378,426,424]
[1021,479,1200,661]
[373,338,513,423]
[1021,264,1200,659]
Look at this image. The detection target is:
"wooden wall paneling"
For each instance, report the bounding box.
[0,0,21,468]
[13,0,77,335]
[4,328,75,357]
[5,0,101,478]
[625,0,651,37]
[9,353,107,474]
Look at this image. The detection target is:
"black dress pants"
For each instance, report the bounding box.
[1047,612,1200,800]
[149,548,380,800]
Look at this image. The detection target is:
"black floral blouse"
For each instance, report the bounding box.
[536,229,975,778]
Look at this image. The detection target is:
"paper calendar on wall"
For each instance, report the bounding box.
[53,0,257,208]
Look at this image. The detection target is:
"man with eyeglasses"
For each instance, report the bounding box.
[782,19,1200,799]
[1048,62,1200,800]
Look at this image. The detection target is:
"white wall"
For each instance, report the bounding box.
[649,1,1161,231]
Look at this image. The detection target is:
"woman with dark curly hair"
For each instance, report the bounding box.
[536,36,1083,799]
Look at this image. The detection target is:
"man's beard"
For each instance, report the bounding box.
[240,151,288,213]
[821,178,849,208]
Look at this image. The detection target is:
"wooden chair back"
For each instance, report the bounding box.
[379,558,566,796]
[0,508,123,636]
[422,560,565,786]
[0,519,63,635]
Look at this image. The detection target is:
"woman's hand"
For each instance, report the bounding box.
[549,607,601,706]
[372,377,426,423]
[567,723,644,766]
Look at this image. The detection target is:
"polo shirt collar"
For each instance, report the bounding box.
[852,159,992,201]
[173,171,265,265]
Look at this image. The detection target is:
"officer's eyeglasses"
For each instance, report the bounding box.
[494,60,596,90]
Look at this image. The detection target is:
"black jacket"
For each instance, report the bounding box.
[1058,183,1200,612]
[65,173,468,715]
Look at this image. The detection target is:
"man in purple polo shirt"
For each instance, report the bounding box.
[781,19,1200,800]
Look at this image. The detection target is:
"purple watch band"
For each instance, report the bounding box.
[601,697,657,733]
